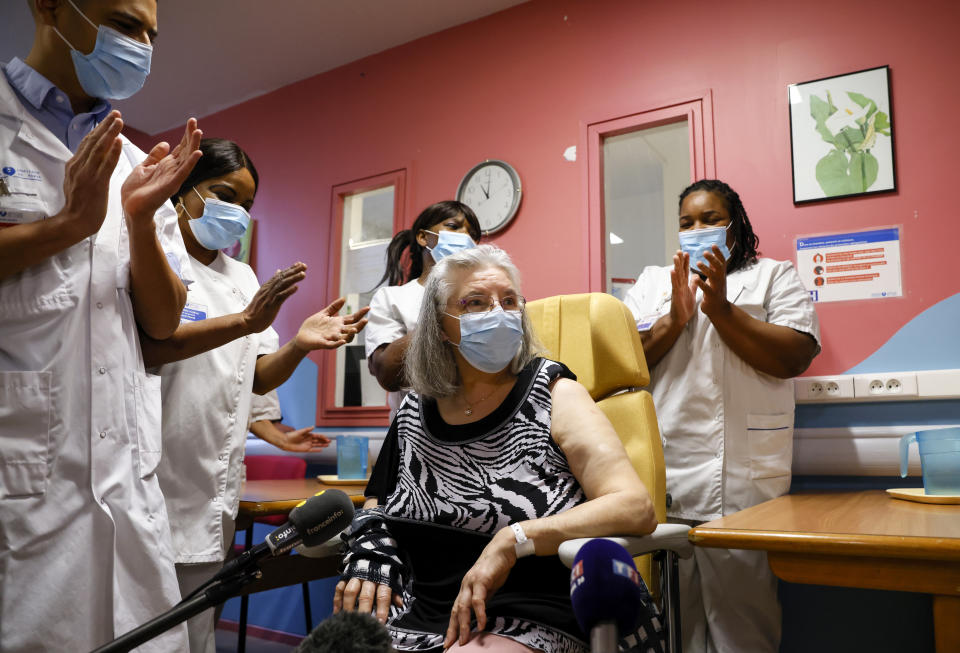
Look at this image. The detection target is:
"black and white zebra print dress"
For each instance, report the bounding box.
[342,358,663,653]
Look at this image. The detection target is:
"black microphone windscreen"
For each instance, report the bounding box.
[289,489,355,546]
[295,611,393,653]
[569,538,646,637]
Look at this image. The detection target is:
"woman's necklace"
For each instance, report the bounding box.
[461,385,499,416]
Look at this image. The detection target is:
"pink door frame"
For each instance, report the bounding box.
[581,91,716,291]
[320,169,406,426]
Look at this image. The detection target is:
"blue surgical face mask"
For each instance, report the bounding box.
[425,230,477,262]
[182,188,251,252]
[445,308,523,373]
[53,0,152,100]
[678,225,731,271]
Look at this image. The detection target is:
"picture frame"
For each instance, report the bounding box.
[788,65,896,204]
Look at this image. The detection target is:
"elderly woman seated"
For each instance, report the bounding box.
[334,245,663,653]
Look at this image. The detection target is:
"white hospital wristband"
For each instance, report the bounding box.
[511,523,535,558]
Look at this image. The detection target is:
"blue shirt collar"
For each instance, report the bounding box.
[3,57,110,119]
[3,57,111,151]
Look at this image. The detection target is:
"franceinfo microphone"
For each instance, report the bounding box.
[213,489,355,582]
[92,490,355,653]
[570,539,647,653]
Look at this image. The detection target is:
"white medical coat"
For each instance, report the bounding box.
[0,74,190,651]
[156,252,279,563]
[624,258,820,521]
[364,279,424,416]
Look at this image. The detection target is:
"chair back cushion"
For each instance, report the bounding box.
[526,293,649,400]
[527,293,665,588]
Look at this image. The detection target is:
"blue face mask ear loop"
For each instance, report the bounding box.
[51,0,100,54]
[176,188,204,221]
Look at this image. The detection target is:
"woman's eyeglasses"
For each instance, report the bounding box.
[456,294,526,314]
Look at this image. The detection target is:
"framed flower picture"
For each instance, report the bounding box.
[788,65,896,203]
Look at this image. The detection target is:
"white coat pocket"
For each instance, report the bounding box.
[0,371,52,497]
[135,371,163,478]
[746,412,794,479]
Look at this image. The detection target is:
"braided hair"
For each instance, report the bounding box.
[375,201,481,287]
[678,179,759,273]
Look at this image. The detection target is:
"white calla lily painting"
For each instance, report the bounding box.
[789,66,896,203]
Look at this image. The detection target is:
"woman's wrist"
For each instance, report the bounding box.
[495,526,521,564]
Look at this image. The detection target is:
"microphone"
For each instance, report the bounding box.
[92,491,355,653]
[570,539,646,653]
[294,611,393,653]
[213,489,355,583]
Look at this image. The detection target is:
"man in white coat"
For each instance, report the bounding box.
[624,179,820,653]
[0,1,202,650]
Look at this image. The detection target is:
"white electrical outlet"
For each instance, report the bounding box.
[796,369,960,403]
[853,373,918,399]
[795,376,854,401]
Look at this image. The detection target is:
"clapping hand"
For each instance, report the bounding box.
[669,250,697,327]
[241,263,308,333]
[694,245,730,317]
[61,110,125,239]
[293,298,370,352]
[121,118,203,226]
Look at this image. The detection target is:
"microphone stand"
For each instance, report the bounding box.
[90,564,262,653]
[590,620,618,653]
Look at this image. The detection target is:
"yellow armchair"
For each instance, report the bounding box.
[527,292,692,653]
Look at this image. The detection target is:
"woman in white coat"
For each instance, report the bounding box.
[623,179,820,653]
[365,201,481,417]
[139,138,368,652]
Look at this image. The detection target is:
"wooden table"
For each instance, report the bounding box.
[689,490,960,652]
[238,478,366,524]
[233,478,366,595]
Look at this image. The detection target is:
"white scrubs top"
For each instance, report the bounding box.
[249,389,283,424]
[624,258,821,521]
[365,279,425,416]
[0,74,191,652]
[156,252,279,563]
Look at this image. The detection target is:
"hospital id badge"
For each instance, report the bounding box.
[0,195,47,228]
[636,312,662,332]
[180,301,208,323]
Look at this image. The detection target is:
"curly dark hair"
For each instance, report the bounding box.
[679,179,759,273]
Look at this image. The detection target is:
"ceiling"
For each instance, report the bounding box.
[1,0,528,134]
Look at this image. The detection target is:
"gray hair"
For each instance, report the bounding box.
[405,244,542,399]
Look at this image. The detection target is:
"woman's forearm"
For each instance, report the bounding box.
[252,340,308,395]
[511,489,656,557]
[368,332,412,392]
[639,312,685,369]
[140,313,252,368]
[128,221,187,339]
[706,302,818,378]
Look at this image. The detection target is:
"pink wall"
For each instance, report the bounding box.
[134,0,960,380]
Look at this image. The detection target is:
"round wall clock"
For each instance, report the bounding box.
[455,159,522,235]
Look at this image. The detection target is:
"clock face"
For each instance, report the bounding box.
[456,160,522,235]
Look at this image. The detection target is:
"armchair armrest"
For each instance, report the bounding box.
[558,523,694,567]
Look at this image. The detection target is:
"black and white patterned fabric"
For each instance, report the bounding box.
[341,358,664,653]
[384,360,585,532]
